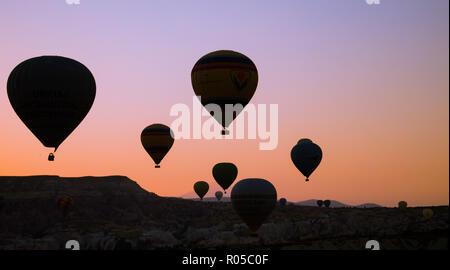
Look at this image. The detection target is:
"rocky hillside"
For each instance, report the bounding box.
[0,176,448,250]
[294,200,382,208]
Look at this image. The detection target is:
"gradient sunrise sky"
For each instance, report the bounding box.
[0,0,448,206]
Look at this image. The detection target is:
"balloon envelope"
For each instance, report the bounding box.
[291,138,322,181]
[324,200,331,208]
[212,162,238,193]
[291,139,322,181]
[398,201,408,208]
[191,50,258,134]
[215,191,223,201]
[317,200,323,207]
[194,181,209,200]
[7,56,96,152]
[141,124,174,168]
[231,178,277,234]
[279,198,287,206]
[297,138,313,146]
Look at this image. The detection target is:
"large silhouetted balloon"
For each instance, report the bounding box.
[279,198,287,206]
[194,181,209,200]
[317,200,323,207]
[231,178,277,235]
[191,50,258,135]
[141,124,174,168]
[291,138,322,182]
[57,195,73,217]
[212,162,238,194]
[215,191,223,201]
[324,200,331,208]
[7,56,96,161]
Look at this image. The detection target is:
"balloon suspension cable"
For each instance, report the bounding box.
[155,164,160,168]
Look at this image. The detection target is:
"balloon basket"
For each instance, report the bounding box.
[155,165,160,168]
[221,130,229,135]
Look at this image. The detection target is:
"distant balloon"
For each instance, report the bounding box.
[212,162,238,193]
[291,139,322,182]
[57,195,73,217]
[7,56,96,161]
[422,208,433,220]
[215,191,223,201]
[279,198,287,206]
[191,50,258,135]
[194,181,209,200]
[398,201,407,208]
[231,178,277,234]
[324,200,331,208]
[317,200,323,207]
[141,124,174,168]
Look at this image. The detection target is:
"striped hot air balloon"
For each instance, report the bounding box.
[191,50,258,135]
[141,124,174,168]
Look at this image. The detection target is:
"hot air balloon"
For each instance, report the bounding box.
[317,200,323,207]
[398,201,407,209]
[194,181,209,200]
[215,191,223,201]
[141,124,174,168]
[279,198,287,206]
[231,178,277,235]
[7,56,96,161]
[423,208,433,220]
[212,162,238,194]
[57,195,73,217]
[324,200,331,208]
[191,50,258,135]
[291,139,322,182]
